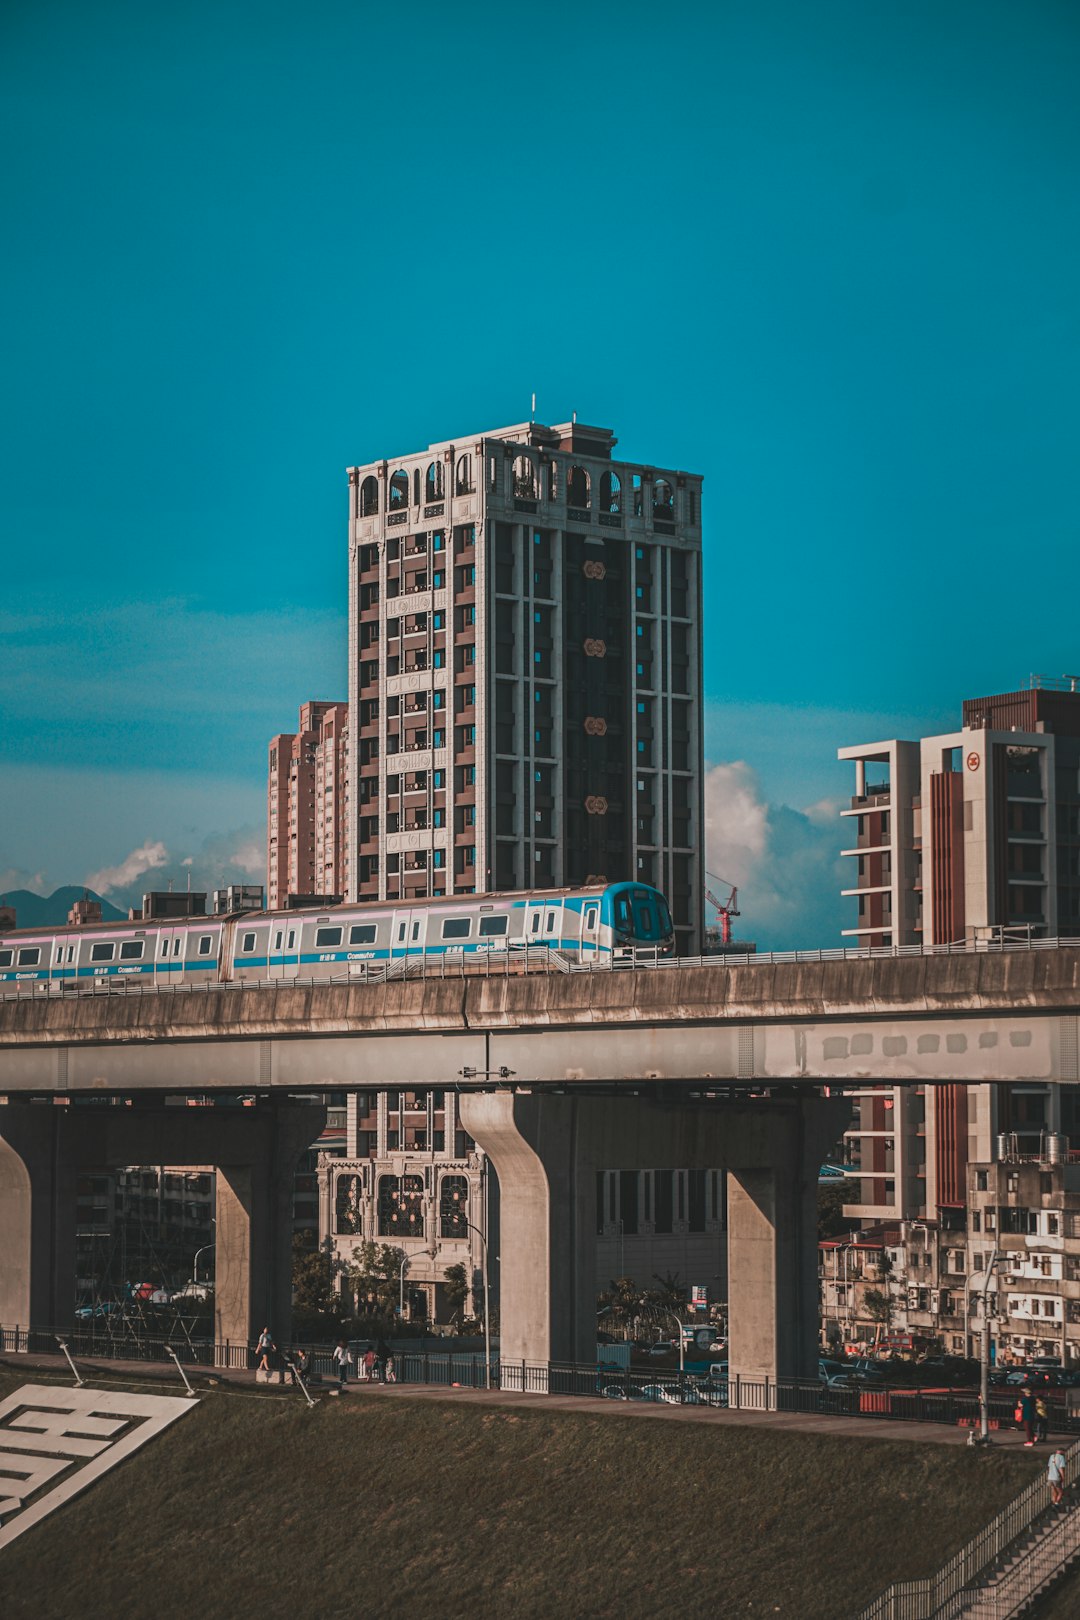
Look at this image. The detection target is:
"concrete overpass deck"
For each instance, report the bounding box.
[1,947,1078,1093]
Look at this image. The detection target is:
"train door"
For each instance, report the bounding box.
[543,901,561,951]
[276,921,299,979]
[155,928,184,979]
[523,899,545,953]
[581,900,600,960]
[390,909,413,964]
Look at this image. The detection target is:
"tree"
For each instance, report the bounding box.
[645,1271,685,1312]
[291,1235,347,1340]
[818,1180,859,1241]
[862,1288,891,1327]
[443,1261,470,1317]
[346,1241,407,1322]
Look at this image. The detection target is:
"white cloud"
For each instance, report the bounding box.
[86,840,170,896]
[0,865,47,895]
[703,761,848,950]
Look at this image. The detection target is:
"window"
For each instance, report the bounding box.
[237,931,255,953]
[440,1174,469,1238]
[976,1171,988,1191]
[600,469,621,513]
[198,935,214,956]
[433,850,445,869]
[389,469,409,509]
[653,477,674,518]
[350,923,377,945]
[585,906,598,931]
[441,917,471,939]
[425,460,444,501]
[456,454,473,494]
[315,926,343,948]
[119,941,144,960]
[0,950,13,968]
[479,915,508,937]
[433,611,444,629]
[568,465,590,509]
[90,943,115,963]
[433,769,445,787]
[360,475,379,516]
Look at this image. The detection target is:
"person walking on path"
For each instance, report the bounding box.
[256,1327,275,1372]
[1048,1448,1068,1505]
[1035,1395,1049,1443]
[363,1348,377,1383]
[375,1339,390,1382]
[332,1339,352,1389]
[385,1352,396,1383]
[1020,1387,1037,1446]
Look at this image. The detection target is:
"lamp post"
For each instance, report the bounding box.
[462,1219,491,1390]
[192,1243,215,1290]
[975,1248,1001,1446]
[651,1306,685,1377]
[399,1251,410,1319]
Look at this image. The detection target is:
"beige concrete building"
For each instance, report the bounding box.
[267,701,350,908]
[346,419,705,955]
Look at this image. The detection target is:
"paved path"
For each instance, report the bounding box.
[0,1348,1044,1450]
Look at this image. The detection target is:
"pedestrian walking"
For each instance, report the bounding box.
[375,1339,389,1382]
[332,1339,353,1389]
[385,1352,396,1383]
[1048,1447,1068,1506]
[363,1348,377,1383]
[286,1348,309,1387]
[256,1327,275,1371]
[1035,1395,1049,1443]
[1019,1387,1037,1446]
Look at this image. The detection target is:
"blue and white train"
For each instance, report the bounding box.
[0,882,675,989]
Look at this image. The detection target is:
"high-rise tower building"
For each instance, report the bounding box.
[346,420,705,953]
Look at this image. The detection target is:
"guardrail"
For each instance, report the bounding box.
[853,1438,1080,1620]
[4,935,1080,1002]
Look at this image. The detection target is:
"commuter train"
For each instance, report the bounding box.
[0,882,675,989]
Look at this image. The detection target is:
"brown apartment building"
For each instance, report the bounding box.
[267,700,350,908]
[346,419,705,954]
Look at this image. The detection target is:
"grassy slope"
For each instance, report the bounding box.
[0,1370,1042,1620]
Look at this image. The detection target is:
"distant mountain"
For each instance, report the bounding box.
[0,887,126,929]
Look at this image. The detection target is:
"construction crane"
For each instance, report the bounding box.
[705,873,740,947]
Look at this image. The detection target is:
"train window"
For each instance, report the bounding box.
[90,943,115,963]
[349,924,377,945]
[197,936,213,956]
[530,912,541,934]
[634,904,653,934]
[478,916,508,937]
[0,950,12,968]
[55,944,64,962]
[545,912,557,934]
[67,946,75,962]
[412,921,421,942]
[159,938,170,958]
[441,917,471,940]
[173,938,182,957]
[397,923,407,943]
[273,931,283,950]
[615,896,632,931]
[287,930,296,950]
[315,927,343,948]
[120,941,144,960]
[585,906,598,931]
[658,898,673,934]
[241,933,257,953]
[17,946,41,966]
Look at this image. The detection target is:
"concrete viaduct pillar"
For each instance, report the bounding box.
[0,1099,326,1349]
[458,1091,849,1388]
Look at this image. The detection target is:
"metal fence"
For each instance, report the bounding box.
[854,1439,1080,1620]
[5,933,1080,1001]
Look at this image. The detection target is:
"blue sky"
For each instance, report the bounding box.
[2,0,1077,944]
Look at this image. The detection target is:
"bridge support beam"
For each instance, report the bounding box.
[0,1100,326,1348]
[458,1091,849,1387]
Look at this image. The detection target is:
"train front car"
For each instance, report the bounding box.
[599,882,675,959]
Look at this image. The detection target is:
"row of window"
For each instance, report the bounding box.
[1,936,217,968]
[358,457,695,523]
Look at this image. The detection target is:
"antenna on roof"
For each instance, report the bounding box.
[531,392,536,420]
[572,410,577,424]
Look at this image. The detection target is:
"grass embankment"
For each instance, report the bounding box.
[0,1367,1042,1620]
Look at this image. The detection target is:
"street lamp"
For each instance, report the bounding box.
[192,1243,215,1290]
[973,1248,1001,1446]
[649,1305,685,1377]
[461,1219,492,1390]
